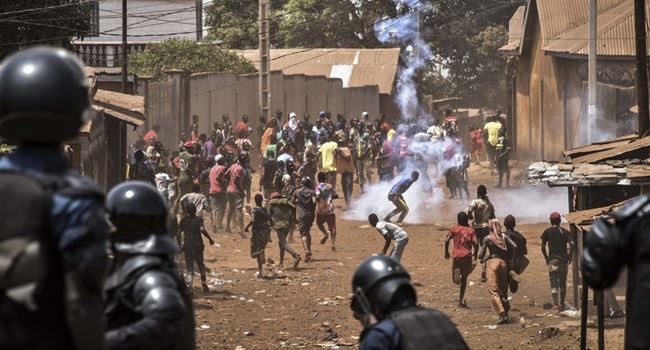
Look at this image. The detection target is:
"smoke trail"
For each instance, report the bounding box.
[374,0,432,120]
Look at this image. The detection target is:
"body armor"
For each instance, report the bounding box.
[583,195,650,350]
[104,255,195,350]
[391,307,468,350]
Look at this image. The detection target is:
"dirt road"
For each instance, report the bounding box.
[191,164,625,349]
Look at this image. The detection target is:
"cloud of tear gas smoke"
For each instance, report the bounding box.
[374,0,432,120]
[344,176,569,224]
[345,1,569,225]
[344,2,456,224]
[487,186,569,223]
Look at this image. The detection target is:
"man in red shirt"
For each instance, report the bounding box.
[225,154,246,238]
[445,211,478,308]
[209,156,228,232]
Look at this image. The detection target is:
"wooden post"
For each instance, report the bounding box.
[121,0,128,93]
[580,229,589,350]
[597,290,605,350]
[634,0,649,136]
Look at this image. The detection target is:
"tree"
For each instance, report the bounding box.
[278,0,397,48]
[205,0,397,49]
[422,0,523,109]
[129,39,256,79]
[205,0,286,49]
[0,1,92,60]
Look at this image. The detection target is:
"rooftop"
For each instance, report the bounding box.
[238,48,401,95]
[500,0,650,57]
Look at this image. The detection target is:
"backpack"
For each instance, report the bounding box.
[0,169,102,345]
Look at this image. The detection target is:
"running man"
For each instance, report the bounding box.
[467,184,495,282]
[368,214,409,262]
[445,212,478,308]
[384,171,419,225]
[316,172,339,251]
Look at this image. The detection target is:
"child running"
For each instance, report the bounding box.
[293,176,317,262]
[179,203,215,292]
[244,194,272,278]
[316,172,339,251]
[445,212,478,308]
[368,213,409,262]
[384,171,419,225]
[267,192,302,269]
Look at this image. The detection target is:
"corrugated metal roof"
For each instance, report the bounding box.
[564,200,628,225]
[572,136,650,163]
[499,6,526,53]
[504,0,650,56]
[536,0,626,44]
[238,48,400,94]
[330,65,353,88]
[92,90,146,128]
[563,134,638,158]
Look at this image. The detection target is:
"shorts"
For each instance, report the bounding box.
[452,256,473,282]
[475,227,490,245]
[209,192,226,209]
[227,192,244,209]
[316,213,336,231]
[297,215,315,236]
[250,229,270,257]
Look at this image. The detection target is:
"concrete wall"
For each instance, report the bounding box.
[186,71,380,143]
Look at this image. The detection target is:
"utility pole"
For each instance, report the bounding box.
[635,0,649,136]
[121,0,128,93]
[259,0,271,120]
[196,0,203,41]
[587,0,597,143]
[415,6,423,116]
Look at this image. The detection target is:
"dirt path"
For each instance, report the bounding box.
[191,164,625,349]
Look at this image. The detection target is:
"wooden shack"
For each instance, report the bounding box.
[500,0,646,161]
[530,135,650,349]
[78,90,146,193]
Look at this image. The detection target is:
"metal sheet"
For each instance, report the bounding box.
[237,48,400,94]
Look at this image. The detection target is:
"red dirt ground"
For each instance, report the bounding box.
[191,163,625,349]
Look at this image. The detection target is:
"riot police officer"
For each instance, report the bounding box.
[0,47,109,349]
[583,195,650,350]
[351,256,468,350]
[104,181,195,350]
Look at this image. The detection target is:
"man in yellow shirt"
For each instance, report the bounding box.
[483,116,502,166]
[318,133,338,188]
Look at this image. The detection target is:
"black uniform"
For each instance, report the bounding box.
[352,256,468,350]
[105,181,195,350]
[0,47,109,350]
[583,195,650,350]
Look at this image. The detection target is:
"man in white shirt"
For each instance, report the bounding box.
[369,213,409,262]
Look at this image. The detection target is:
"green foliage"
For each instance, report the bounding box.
[278,0,397,48]
[128,39,256,79]
[423,0,523,109]
[204,0,521,109]
[0,1,91,60]
[205,0,286,49]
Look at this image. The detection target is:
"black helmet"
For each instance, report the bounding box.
[106,181,178,255]
[351,256,415,317]
[301,176,312,188]
[0,47,90,144]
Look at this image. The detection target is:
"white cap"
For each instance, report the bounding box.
[362,111,369,117]
[214,154,224,162]
[289,112,297,118]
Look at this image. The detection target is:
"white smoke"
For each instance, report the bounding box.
[344,1,569,226]
[488,186,569,223]
[374,0,432,120]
